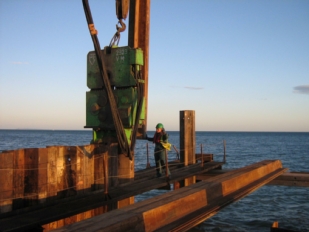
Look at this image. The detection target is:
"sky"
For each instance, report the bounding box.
[0,0,308,132]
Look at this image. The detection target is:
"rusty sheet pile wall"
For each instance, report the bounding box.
[0,144,117,214]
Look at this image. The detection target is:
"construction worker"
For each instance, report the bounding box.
[146,123,171,178]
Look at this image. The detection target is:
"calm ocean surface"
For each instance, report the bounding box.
[1,130,308,232]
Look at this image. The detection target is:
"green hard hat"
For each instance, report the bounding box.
[156,123,164,129]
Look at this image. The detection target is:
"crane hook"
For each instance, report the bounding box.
[109,20,126,47]
[116,19,126,33]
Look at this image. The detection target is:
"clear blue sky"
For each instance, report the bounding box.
[1,0,308,132]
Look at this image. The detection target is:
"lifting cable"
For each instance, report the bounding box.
[82,0,132,159]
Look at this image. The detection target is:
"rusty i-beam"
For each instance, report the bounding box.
[52,160,287,231]
[180,110,196,187]
[128,0,150,134]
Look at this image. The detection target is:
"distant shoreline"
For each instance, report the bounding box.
[0,129,308,133]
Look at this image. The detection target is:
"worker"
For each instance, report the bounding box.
[146,123,171,178]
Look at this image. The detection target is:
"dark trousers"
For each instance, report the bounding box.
[154,147,171,177]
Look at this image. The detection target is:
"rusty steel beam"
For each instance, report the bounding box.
[180,111,196,167]
[267,172,309,187]
[179,110,196,187]
[50,160,287,232]
[197,170,309,187]
[0,151,13,213]
[128,0,150,137]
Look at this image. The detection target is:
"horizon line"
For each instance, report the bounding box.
[0,129,308,133]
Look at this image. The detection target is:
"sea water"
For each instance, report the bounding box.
[0,130,308,231]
